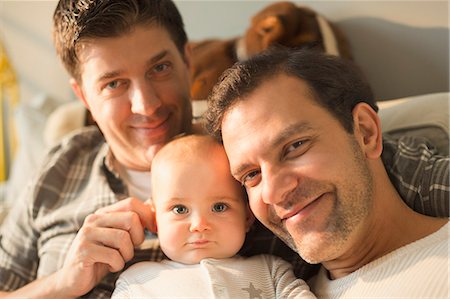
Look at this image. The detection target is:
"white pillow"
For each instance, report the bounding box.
[378,92,449,155]
[378,92,449,134]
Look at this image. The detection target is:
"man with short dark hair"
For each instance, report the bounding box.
[206,48,449,298]
[0,1,193,297]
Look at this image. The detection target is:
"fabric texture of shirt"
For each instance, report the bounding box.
[382,134,449,217]
[112,254,316,299]
[311,222,450,298]
[0,126,448,298]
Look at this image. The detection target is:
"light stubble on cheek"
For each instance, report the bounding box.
[247,199,297,252]
[297,141,374,263]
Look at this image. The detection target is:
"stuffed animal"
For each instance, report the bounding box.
[189,1,352,106]
[189,38,238,116]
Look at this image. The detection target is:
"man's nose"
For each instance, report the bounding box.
[261,164,298,206]
[130,81,162,115]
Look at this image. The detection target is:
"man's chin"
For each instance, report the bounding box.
[292,232,337,265]
[267,224,299,252]
[145,144,165,164]
[296,249,324,265]
[274,226,326,264]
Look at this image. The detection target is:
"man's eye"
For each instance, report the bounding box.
[241,170,261,188]
[148,63,172,79]
[172,205,188,214]
[104,80,127,92]
[106,80,119,89]
[154,63,169,73]
[283,139,311,160]
[286,140,304,153]
[212,203,228,213]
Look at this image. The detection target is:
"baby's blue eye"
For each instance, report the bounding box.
[172,205,188,214]
[212,203,227,213]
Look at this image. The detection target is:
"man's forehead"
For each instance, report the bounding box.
[221,102,269,174]
[220,76,323,172]
[76,24,177,63]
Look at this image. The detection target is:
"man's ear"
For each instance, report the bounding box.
[352,102,382,159]
[70,78,91,111]
[183,43,192,71]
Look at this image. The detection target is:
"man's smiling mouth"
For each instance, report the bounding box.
[279,193,327,225]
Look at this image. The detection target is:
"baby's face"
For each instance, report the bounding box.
[152,146,251,264]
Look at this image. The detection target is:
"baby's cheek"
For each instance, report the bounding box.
[158,232,180,260]
[156,225,172,247]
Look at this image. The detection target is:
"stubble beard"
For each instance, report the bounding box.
[267,138,374,264]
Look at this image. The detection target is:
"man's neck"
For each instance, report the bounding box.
[114,160,152,201]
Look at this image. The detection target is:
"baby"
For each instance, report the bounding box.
[112,135,316,298]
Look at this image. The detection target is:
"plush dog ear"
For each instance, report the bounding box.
[188,39,237,101]
[238,1,353,61]
[255,15,285,49]
[240,2,303,59]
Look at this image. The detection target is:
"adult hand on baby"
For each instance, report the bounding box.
[55,197,155,298]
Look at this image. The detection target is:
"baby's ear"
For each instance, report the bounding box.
[144,199,158,233]
[245,206,256,232]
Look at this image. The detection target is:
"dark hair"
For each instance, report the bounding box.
[53,0,188,81]
[205,48,377,142]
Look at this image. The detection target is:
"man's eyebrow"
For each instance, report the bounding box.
[231,121,314,178]
[96,70,122,83]
[146,50,169,66]
[230,166,249,180]
[95,50,169,83]
[271,121,314,149]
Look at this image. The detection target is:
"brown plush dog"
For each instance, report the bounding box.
[189,1,352,105]
[189,39,238,103]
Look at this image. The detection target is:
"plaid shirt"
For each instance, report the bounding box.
[0,127,448,298]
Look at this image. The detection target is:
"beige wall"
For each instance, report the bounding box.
[177,0,449,100]
[0,1,71,106]
[0,0,448,105]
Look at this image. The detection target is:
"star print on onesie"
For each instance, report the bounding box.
[242,282,263,299]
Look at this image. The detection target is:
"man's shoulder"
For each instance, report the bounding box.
[382,134,450,217]
[50,126,105,152]
[32,126,108,193]
[45,126,106,162]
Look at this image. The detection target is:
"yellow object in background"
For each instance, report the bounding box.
[0,41,19,182]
